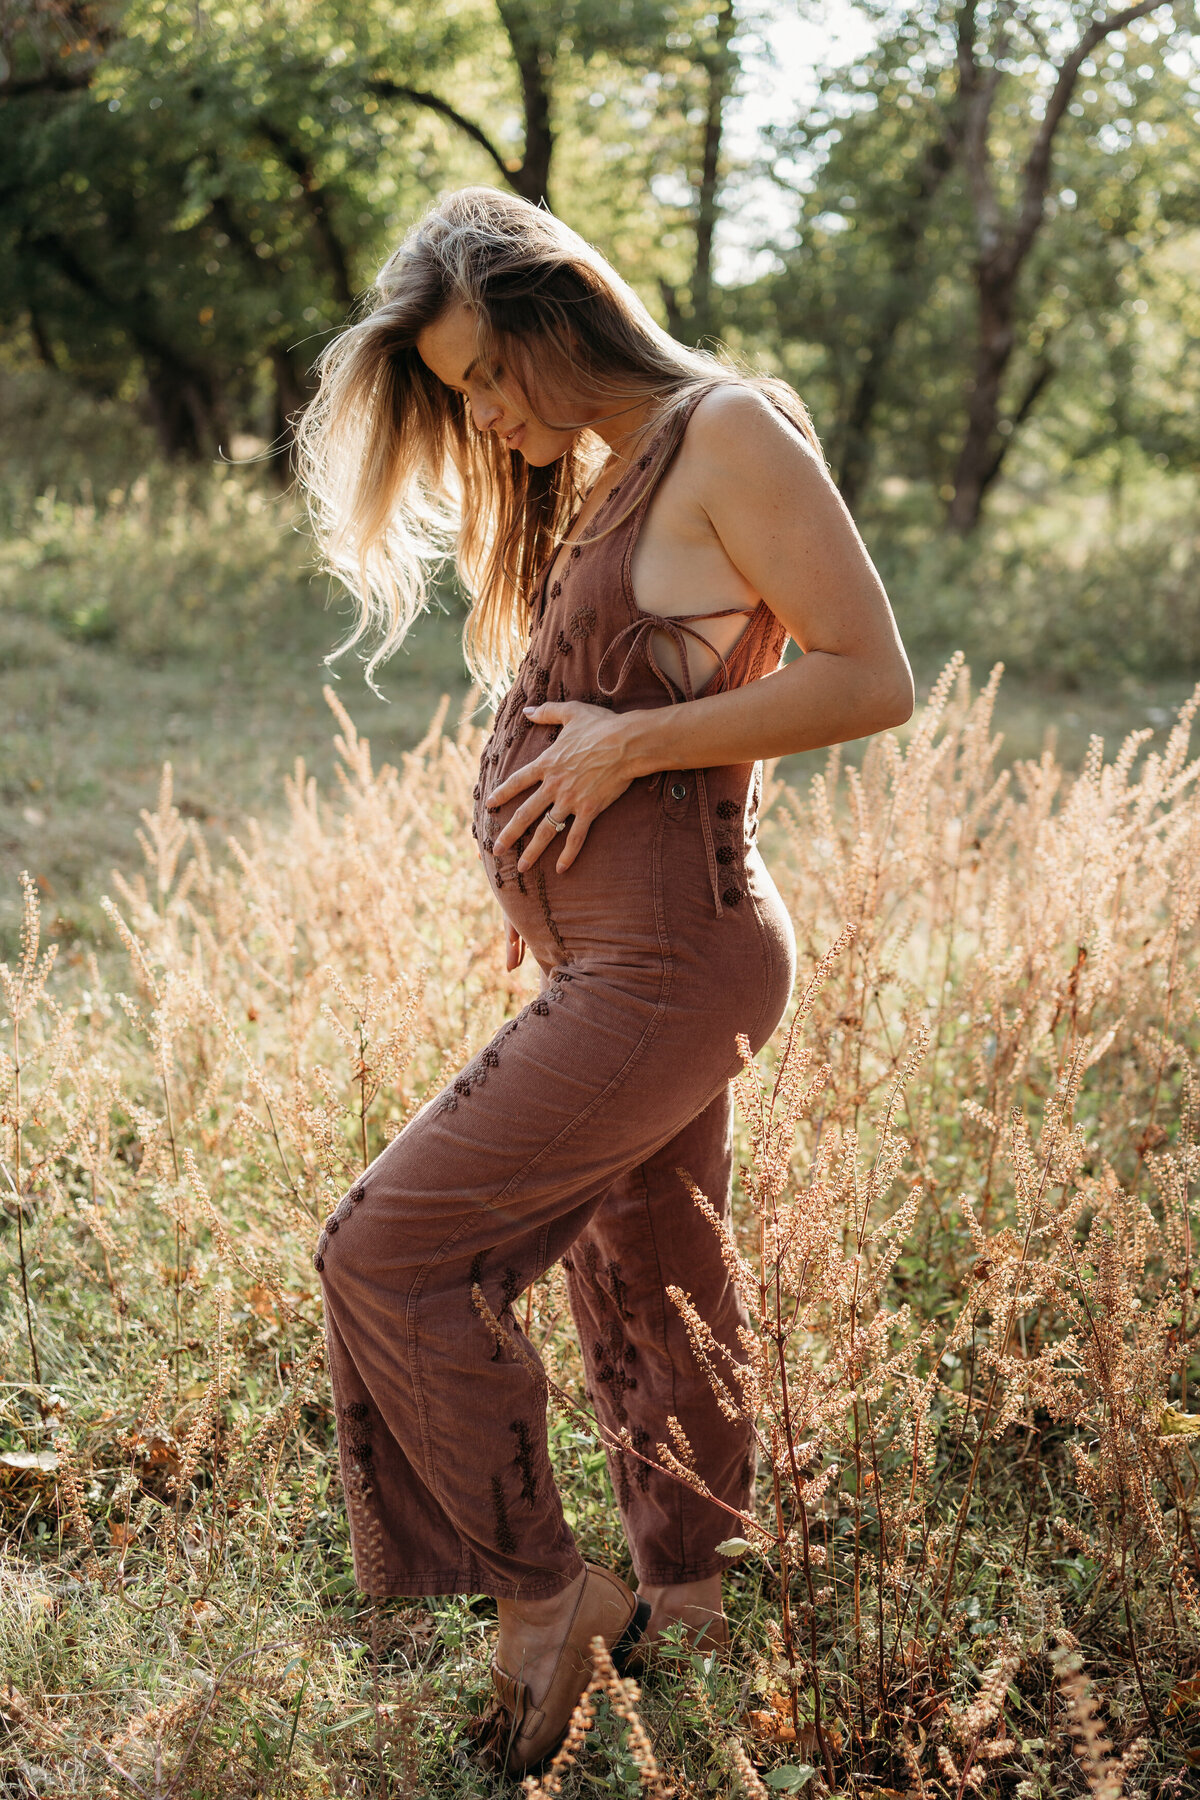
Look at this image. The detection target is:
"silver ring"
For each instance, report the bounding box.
[544,808,568,833]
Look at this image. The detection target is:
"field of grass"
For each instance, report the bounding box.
[4,457,1197,961]
[3,401,1200,1797]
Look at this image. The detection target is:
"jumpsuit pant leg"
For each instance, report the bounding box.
[314,794,795,1600]
[559,1085,752,1587]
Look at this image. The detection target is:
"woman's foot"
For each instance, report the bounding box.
[634,1573,727,1656]
[490,1563,647,1773]
[494,1565,589,1706]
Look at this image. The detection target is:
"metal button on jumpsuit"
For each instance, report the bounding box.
[314,383,797,1598]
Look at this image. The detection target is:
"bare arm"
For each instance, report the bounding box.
[620,387,913,771]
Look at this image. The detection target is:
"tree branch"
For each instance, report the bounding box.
[256,117,355,306]
[958,1,1018,258]
[1012,1,1167,267]
[367,78,514,183]
[979,348,1055,494]
[0,64,92,96]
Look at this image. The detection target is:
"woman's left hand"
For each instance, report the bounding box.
[488,700,636,874]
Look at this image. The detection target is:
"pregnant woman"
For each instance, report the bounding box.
[296,186,912,1774]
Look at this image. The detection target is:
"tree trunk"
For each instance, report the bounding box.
[946,272,1014,531]
[373,2,556,211]
[143,360,225,460]
[496,0,554,209]
[27,307,58,369]
[834,137,959,509]
[689,0,735,344]
[30,229,225,460]
[658,278,686,340]
[946,0,1166,529]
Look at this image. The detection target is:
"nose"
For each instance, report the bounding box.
[470,392,503,433]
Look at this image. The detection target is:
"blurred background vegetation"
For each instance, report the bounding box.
[2,0,1200,950]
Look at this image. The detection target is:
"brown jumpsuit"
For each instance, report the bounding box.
[314,383,797,1598]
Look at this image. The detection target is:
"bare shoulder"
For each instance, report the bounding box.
[683,383,827,488]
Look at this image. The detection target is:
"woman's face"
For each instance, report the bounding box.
[415,302,581,466]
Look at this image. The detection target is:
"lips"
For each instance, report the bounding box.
[501,423,526,450]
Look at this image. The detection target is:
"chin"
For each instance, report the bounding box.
[514,425,578,468]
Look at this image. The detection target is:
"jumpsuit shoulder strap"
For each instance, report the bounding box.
[617,378,730,533]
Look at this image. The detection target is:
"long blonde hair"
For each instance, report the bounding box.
[294,185,821,701]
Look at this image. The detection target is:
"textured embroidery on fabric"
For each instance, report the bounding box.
[536,869,573,966]
[491,1476,516,1553]
[471,1256,524,1361]
[716,798,739,820]
[510,1419,539,1507]
[582,1242,633,1318]
[630,1424,652,1494]
[433,1042,505,1115]
[569,605,596,641]
[312,1181,366,1270]
[593,1319,639,1425]
[339,1399,375,1500]
[612,1425,652,1507]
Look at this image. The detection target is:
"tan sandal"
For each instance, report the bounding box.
[489,1563,651,1775]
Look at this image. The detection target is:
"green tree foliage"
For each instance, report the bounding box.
[751,0,1200,527]
[0,0,742,460]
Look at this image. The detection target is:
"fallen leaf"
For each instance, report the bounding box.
[748,1709,797,1742]
[130,1434,179,1472]
[762,1766,815,1793]
[108,1519,137,1548]
[247,1283,277,1319]
[0,1450,59,1473]
[797,1722,842,1756]
[1166,1675,1200,1716]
